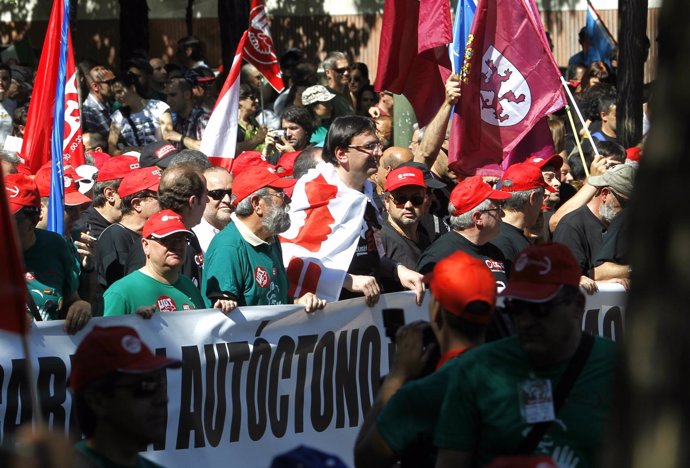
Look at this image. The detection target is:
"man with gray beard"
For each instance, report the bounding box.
[201,166,326,311]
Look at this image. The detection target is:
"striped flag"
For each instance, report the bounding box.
[244,0,285,93]
[201,31,248,169]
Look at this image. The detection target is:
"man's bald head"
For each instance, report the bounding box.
[374,147,414,191]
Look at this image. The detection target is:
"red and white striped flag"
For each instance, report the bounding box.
[279,163,372,302]
[200,31,248,169]
[244,0,285,93]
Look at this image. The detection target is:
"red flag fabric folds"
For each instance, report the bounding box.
[243,0,285,93]
[448,0,564,176]
[374,0,452,128]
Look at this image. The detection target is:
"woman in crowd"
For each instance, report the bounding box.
[235,84,267,154]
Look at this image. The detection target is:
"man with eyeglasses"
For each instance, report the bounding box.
[193,166,233,253]
[203,166,327,311]
[380,167,432,293]
[434,243,616,468]
[71,325,181,467]
[321,51,355,118]
[82,64,116,141]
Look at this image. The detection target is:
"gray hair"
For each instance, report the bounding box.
[321,51,348,71]
[168,149,211,171]
[502,188,542,211]
[448,198,493,230]
[234,187,270,217]
[0,150,20,164]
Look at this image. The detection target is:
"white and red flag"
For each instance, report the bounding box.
[279,163,373,303]
[243,0,285,93]
[448,0,564,176]
[201,31,248,169]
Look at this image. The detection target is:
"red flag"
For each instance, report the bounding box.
[448,0,564,176]
[201,31,248,169]
[20,0,83,174]
[243,0,285,93]
[374,0,452,127]
[0,168,29,334]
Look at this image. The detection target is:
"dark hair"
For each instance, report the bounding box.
[350,62,369,83]
[579,61,611,93]
[120,189,157,215]
[442,301,493,342]
[293,147,323,179]
[356,85,379,113]
[114,70,146,98]
[166,76,193,94]
[239,83,257,100]
[158,166,206,212]
[0,63,12,78]
[596,86,618,116]
[281,106,315,139]
[323,115,376,165]
[92,179,122,208]
[176,36,204,61]
[581,83,616,121]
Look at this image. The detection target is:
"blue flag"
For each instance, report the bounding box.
[47,0,70,234]
[585,3,616,67]
[450,0,476,73]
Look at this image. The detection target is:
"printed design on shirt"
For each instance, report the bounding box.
[266,281,281,305]
[182,304,191,310]
[157,295,178,312]
[194,252,204,266]
[25,272,35,281]
[485,259,506,273]
[255,266,269,288]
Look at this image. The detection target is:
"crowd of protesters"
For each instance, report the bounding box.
[0,21,645,467]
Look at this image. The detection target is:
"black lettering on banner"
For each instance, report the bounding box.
[268,335,295,438]
[204,344,229,447]
[176,346,205,449]
[311,331,335,432]
[359,326,382,417]
[247,338,271,441]
[293,335,318,433]
[602,306,623,340]
[582,308,600,336]
[5,359,30,435]
[228,342,250,442]
[153,348,170,451]
[37,357,68,433]
[335,329,360,429]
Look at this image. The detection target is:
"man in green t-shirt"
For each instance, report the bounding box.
[70,325,181,468]
[434,243,617,468]
[202,166,326,311]
[354,251,497,468]
[104,209,235,316]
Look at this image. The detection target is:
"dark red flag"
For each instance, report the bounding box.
[374,0,452,127]
[0,168,29,335]
[448,0,564,176]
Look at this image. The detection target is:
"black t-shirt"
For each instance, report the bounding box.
[594,209,629,266]
[94,223,140,289]
[126,231,205,288]
[419,179,454,242]
[75,206,111,239]
[491,222,530,264]
[380,221,431,293]
[553,205,607,276]
[340,201,384,300]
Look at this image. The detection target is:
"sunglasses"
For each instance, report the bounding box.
[208,189,232,201]
[114,376,164,398]
[391,194,425,207]
[15,207,40,221]
[333,67,349,74]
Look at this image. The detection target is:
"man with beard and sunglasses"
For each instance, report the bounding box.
[202,166,327,312]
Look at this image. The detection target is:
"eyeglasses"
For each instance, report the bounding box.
[348,141,384,155]
[96,79,115,86]
[113,376,164,398]
[479,205,503,215]
[333,66,350,74]
[208,189,232,201]
[390,194,425,207]
[264,191,291,203]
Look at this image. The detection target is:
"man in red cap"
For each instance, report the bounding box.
[202,166,326,311]
[380,166,432,292]
[492,162,553,263]
[434,243,616,468]
[104,210,234,315]
[526,153,563,210]
[93,167,161,312]
[70,325,180,467]
[5,173,91,332]
[355,251,497,468]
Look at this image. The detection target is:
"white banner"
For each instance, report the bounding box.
[0,288,626,467]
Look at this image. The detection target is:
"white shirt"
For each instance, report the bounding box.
[192,218,221,253]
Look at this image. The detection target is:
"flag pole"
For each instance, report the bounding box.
[559,76,600,158]
[564,105,589,177]
[586,0,618,46]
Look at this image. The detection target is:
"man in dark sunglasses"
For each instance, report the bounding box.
[193,166,234,253]
[321,51,356,118]
[71,325,181,468]
[434,243,617,468]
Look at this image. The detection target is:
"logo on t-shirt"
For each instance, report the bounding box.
[157,296,178,312]
[182,304,191,310]
[25,272,35,281]
[255,266,269,288]
[485,259,506,273]
[195,253,204,266]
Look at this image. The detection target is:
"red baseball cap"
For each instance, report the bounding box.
[500,243,581,302]
[526,153,563,171]
[96,156,140,182]
[231,151,275,177]
[232,166,297,206]
[87,151,112,170]
[626,146,642,162]
[449,176,511,216]
[118,167,161,198]
[385,167,427,192]
[423,251,496,324]
[4,173,40,214]
[276,151,301,177]
[70,325,181,391]
[500,162,556,193]
[64,178,92,206]
[34,163,79,197]
[142,210,192,238]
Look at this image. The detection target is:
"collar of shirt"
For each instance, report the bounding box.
[231,212,270,247]
[435,346,472,371]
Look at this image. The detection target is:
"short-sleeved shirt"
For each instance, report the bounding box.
[24,229,80,320]
[81,93,112,140]
[75,206,112,239]
[126,232,204,288]
[174,105,209,142]
[380,221,430,293]
[340,201,384,300]
[434,336,617,468]
[326,86,355,118]
[491,221,531,264]
[94,223,141,290]
[594,209,629,267]
[103,270,205,316]
[111,100,170,148]
[553,205,607,276]
[202,216,288,307]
